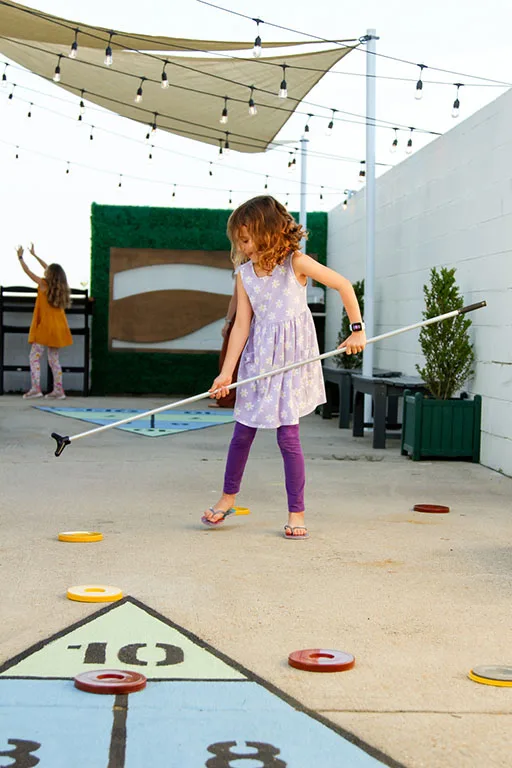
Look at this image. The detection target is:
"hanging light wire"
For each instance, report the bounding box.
[0,77,394,173]
[196,0,511,86]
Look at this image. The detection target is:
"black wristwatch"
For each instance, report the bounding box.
[349,321,365,332]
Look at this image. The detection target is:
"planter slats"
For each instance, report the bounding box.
[401,391,481,462]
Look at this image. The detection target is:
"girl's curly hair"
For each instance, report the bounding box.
[45,264,71,309]
[227,195,307,272]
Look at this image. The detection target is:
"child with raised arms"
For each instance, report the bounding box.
[16,243,73,399]
[202,196,365,538]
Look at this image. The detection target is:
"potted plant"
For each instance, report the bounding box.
[401,266,482,461]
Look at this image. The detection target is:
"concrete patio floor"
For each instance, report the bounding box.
[0,393,510,767]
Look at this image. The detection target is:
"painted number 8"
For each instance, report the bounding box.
[206,741,286,767]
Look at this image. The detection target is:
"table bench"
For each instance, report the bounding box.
[352,374,428,449]
[322,366,401,428]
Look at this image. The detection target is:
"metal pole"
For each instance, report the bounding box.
[299,136,308,255]
[51,301,486,455]
[363,28,377,424]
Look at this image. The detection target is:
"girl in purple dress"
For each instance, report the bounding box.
[202,196,366,539]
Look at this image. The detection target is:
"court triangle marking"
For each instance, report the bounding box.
[0,596,406,768]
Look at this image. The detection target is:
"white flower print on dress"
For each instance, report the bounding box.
[234,254,325,428]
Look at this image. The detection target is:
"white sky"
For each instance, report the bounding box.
[1,0,511,287]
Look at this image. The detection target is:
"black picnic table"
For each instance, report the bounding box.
[351,374,428,449]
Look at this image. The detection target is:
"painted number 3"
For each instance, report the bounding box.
[206,741,286,767]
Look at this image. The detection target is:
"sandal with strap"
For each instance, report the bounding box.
[283,524,309,540]
[201,507,236,527]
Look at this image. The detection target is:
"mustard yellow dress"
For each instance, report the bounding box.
[28,283,73,348]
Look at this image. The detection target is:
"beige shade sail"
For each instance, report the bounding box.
[0,1,357,152]
[0,0,354,51]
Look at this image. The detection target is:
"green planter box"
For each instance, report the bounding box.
[401,391,482,462]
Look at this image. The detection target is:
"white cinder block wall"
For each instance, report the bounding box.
[326,88,512,477]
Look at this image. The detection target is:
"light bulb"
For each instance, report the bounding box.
[452,98,460,118]
[135,87,143,104]
[249,98,257,116]
[415,80,423,100]
[53,66,61,83]
[279,79,287,98]
[253,35,262,57]
[104,46,113,66]
[161,71,169,89]
[69,40,78,59]
[390,138,398,154]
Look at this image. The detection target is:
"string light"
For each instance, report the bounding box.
[252,19,262,57]
[27,103,32,118]
[415,64,426,100]
[224,132,230,154]
[69,29,78,59]
[343,189,356,209]
[89,126,94,141]
[285,193,289,207]
[161,62,169,89]
[304,114,312,133]
[326,109,336,136]
[218,138,224,160]
[104,32,114,66]
[264,175,268,190]
[406,127,414,154]
[135,78,145,104]
[209,162,213,176]
[248,86,257,116]
[53,55,62,83]
[15,146,19,159]
[452,83,462,118]
[229,190,232,205]
[390,127,398,153]
[172,183,176,198]
[79,90,85,115]
[148,145,153,161]
[65,161,70,174]
[279,64,288,99]
[118,174,122,188]
[220,96,228,124]
[358,160,365,179]
[1,63,8,87]
[320,186,324,201]
[8,85,15,100]
[288,152,296,172]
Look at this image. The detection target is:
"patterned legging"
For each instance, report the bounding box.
[29,343,64,394]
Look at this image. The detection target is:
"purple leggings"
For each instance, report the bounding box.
[223,422,305,513]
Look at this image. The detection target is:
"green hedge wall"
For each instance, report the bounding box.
[90,204,327,395]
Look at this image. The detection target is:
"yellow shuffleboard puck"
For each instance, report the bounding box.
[468,666,512,687]
[234,507,250,516]
[67,585,123,603]
[58,531,103,543]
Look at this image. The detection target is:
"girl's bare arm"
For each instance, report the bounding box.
[29,243,48,270]
[16,246,43,286]
[292,252,366,354]
[220,274,252,377]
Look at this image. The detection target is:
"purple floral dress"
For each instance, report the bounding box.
[234,253,326,428]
